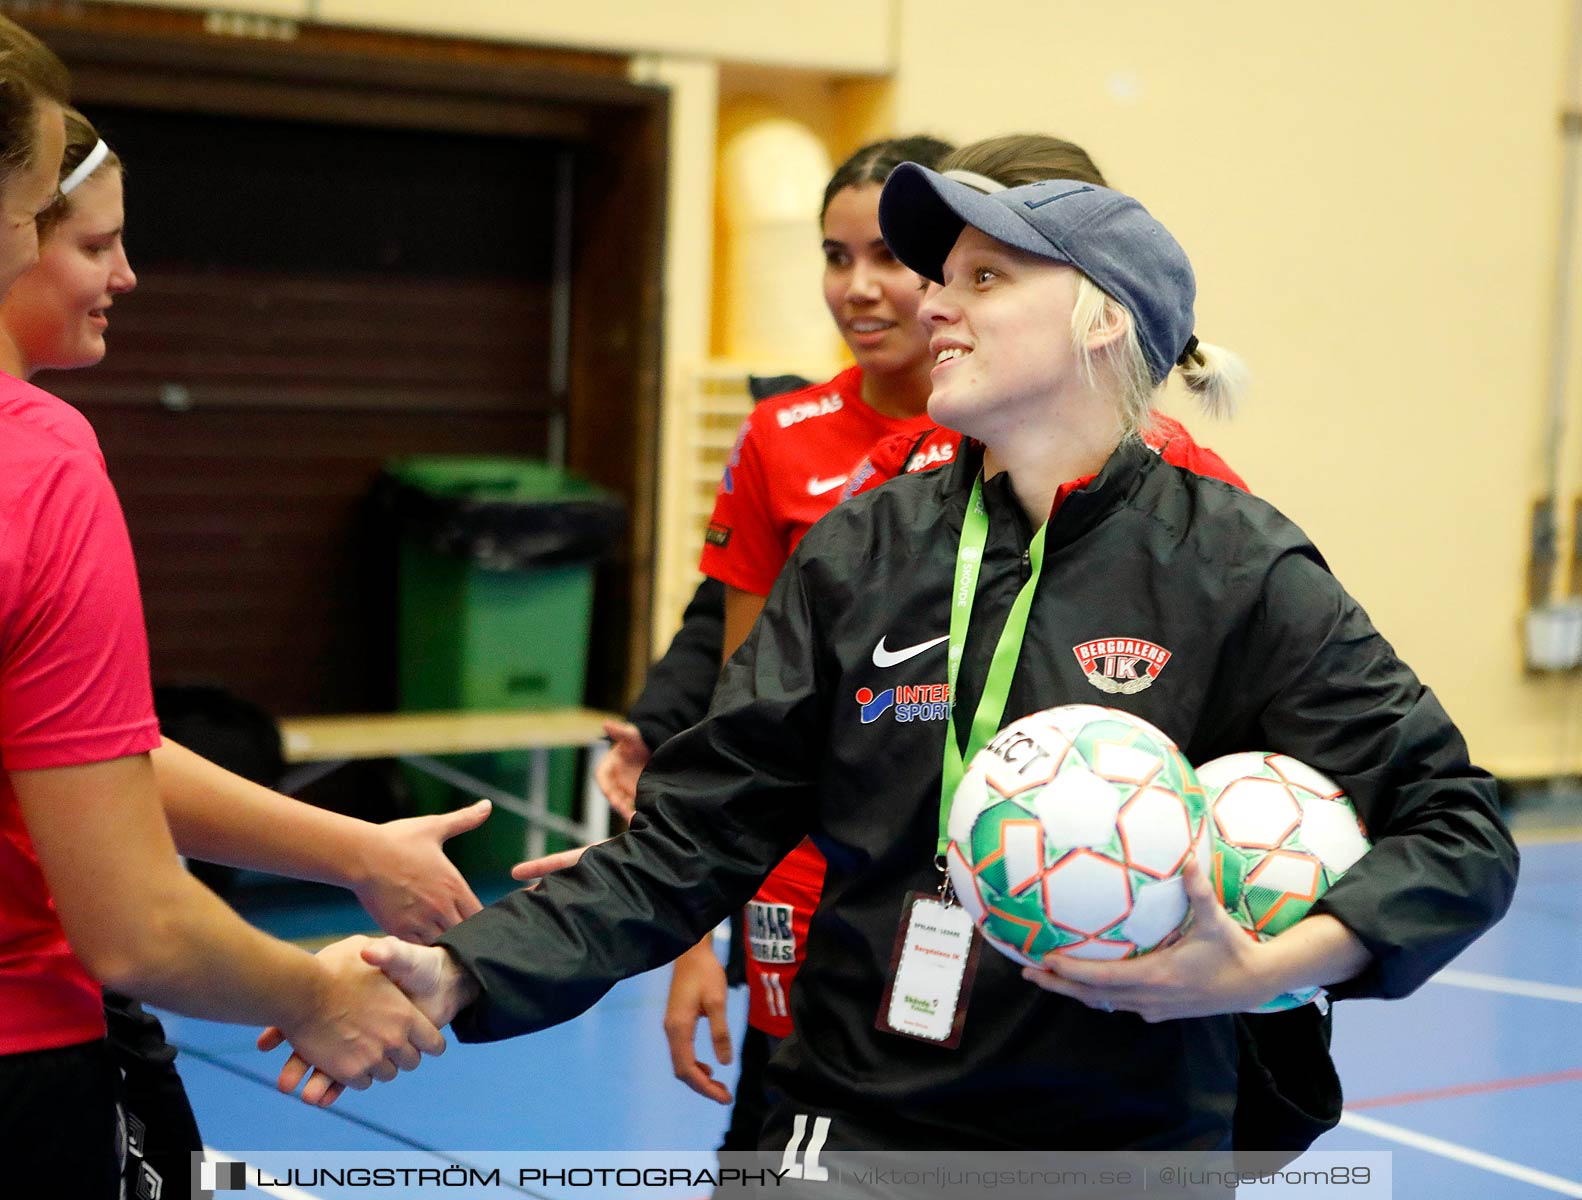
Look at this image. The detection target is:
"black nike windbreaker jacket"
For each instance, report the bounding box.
[438,438,1518,1150]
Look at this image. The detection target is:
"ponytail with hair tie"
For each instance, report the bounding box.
[1177,337,1247,418]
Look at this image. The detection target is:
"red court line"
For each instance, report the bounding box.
[1347,1066,1582,1110]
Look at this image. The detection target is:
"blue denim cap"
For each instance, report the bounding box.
[878,162,1196,385]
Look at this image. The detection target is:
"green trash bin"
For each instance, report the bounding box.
[383,457,624,877]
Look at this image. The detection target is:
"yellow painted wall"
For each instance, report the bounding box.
[709,66,898,365]
[891,0,1582,776]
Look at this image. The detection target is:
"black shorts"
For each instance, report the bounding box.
[105,991,204,1200]
[0,1038,123,1199]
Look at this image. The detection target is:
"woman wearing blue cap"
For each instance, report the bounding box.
[296,160,1518,1157]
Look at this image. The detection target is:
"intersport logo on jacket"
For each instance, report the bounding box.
[1073,636,1172,695]
[856,683,952,723]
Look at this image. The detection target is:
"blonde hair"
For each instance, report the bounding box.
[1070,274,1247,439]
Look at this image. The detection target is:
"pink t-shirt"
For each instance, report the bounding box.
[0,376,161,1054]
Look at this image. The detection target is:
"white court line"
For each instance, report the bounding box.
[1430,968,1582,1004]
[204,1147,324,1200]
[1339,1112,1582,1197]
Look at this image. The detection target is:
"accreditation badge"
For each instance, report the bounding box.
[875,892,982,1048]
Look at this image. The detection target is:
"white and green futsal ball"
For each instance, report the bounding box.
[945,704,1210,967]
[1198,751,1372,1013]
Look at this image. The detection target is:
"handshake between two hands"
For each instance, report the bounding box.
[255,841,576,1108]
[258,933,476,1108]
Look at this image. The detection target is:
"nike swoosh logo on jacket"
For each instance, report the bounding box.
[871,634,949,668]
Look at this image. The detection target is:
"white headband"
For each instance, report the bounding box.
[941,168,1006,194]
[59,139,110,197]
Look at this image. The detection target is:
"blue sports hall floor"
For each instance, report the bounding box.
[163,806,1581,1199]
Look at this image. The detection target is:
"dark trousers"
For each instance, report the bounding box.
[105,991,204,1200]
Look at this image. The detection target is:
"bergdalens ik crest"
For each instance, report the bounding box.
[1072,636,1172,695]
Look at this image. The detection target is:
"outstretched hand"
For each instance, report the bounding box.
[352,799,491,944]
[260,935,449,1107]
[262,938,479,1107]
[594,720,650,820]
[1020,855,1270,1020]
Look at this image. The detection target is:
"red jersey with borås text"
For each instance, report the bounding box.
[701,367,935,596]
[701,366,933,1037]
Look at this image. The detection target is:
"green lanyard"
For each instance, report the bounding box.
[938,472,1051,857]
